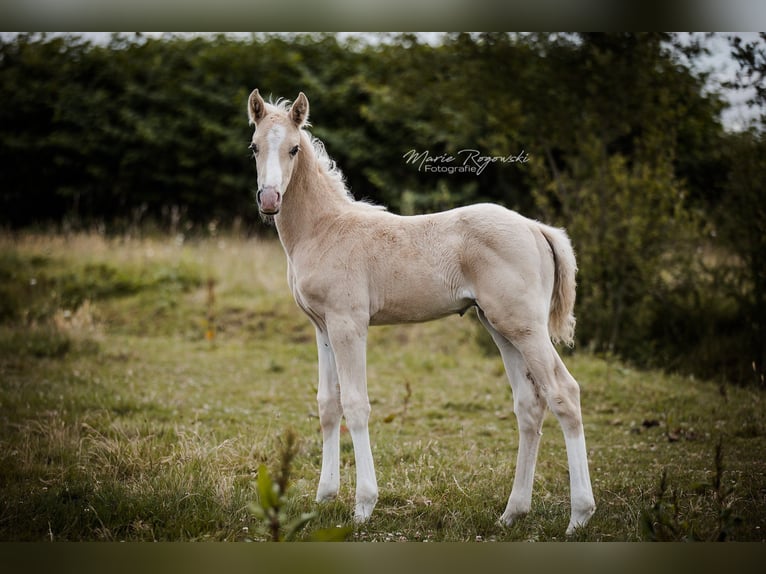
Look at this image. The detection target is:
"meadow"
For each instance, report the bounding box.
[0,231,764,541]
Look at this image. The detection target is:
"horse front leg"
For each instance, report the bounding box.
[315,328,342,503]
[325,314,378,523]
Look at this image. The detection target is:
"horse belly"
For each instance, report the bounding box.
[368,276,474,325]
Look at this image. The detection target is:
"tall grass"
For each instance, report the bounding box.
[0,231,764,541]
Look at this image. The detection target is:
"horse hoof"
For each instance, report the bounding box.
[499,503,529,527]
[566,504,596,535]
[353,501,376,523]
[315,486,338,503]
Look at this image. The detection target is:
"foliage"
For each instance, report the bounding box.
[714,131,766,385]
[0,32,723,225]
[533,132,697,361]
[713,35,766,385]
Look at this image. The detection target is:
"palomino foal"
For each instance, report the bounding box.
[247,89,596,534]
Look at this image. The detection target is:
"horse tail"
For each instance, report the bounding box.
[538,223,577,347]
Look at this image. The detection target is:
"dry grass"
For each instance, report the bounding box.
[0,231,765,541]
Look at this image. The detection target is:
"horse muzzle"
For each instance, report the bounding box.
[257,187,281,215]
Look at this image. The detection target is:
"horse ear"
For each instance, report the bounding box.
[290,92,309,127]
[248,89,266,125]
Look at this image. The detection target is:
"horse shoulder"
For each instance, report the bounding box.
[290,237,372,323]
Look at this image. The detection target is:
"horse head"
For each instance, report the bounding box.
[247,89,309,216]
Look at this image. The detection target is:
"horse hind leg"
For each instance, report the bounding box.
[516,330,595,534]
[477,309,546,527]
[479,309,595,534]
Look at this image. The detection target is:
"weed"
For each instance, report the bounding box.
[641,468,688,541]
[247,429,352,542]
[641,438,743,541]
[709,438,743,541]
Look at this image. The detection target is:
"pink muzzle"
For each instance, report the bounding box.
[257,187,281,215]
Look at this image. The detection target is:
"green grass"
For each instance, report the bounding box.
[0,231,764,541]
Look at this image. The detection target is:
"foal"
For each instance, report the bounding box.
[246,89,596,534]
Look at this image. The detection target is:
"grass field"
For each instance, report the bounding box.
[0,231,764,541]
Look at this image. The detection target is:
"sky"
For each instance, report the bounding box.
[678,32,762,131]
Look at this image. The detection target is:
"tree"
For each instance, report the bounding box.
[710,33,766,385]
[529,34,713,368]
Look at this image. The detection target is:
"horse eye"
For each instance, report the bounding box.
[289,145,300,158]
[249,143,258,156]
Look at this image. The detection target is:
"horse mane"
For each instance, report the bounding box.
[263,97,385,211]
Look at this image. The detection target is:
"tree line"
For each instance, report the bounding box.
[1,32,764,386]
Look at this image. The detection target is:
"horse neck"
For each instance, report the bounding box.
[274,141,348,256]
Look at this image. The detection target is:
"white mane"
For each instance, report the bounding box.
[263,97,384,210]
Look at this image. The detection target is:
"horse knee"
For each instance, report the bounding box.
[340,395,370,429]
[317,393,342,427]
